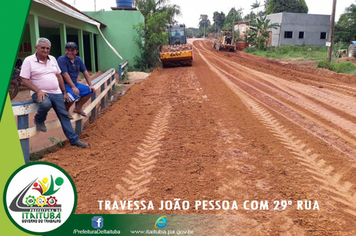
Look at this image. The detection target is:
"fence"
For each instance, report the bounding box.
[12,68,118,163]
[119,60,128,82]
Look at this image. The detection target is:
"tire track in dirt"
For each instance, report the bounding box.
[196,46,356,217]
[232,67,356,138]
[200,42,356,135]
[111,105,171,213]
[317,82,356,95]
[199,39,356,96]
[213,121,307,235]
[197,41,356,158]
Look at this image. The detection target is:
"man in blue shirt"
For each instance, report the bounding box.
[57,42,95,119]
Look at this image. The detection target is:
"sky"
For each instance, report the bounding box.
[64,0,355,28]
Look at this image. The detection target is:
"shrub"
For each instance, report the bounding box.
[334,62,356,73]
[244,47,257,53]
[317,60,335,71]
[317,60,356,74]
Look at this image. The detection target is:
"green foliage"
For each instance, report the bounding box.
[132,0,182,71]
[244,47,257,53]
[245,45,327,60]
[133,11,169,71]
[251,0,261,11]
[244,11,257,21]
[317,60,356,74]
[30,152,42,161]
[251,1,266,15]
[267,0,308,14]
[186,27,199,38]
[223,8,243,31]
[199,14,211,37]
[247,15,280,50]
[133,0,181,24]
[213,11,225,32]
[199,14,210,30]
[317,60,335,71]
[335,4,356,43]
[121,65,129,81]
[333,62,356,73]
[48,137,64,148]
[245,45,356,74]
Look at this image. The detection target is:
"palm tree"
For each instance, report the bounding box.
[251,0,260,15]
[199,14,210,38]
[248,15,280,50]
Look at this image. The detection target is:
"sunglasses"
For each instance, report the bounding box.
[40,46,51,50]
[71,63,77,71]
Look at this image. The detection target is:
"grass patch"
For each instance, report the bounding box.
[317,60,356,74]
[245,45,356,74]
[245,45,328,60]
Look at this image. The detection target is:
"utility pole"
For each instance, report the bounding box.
[232,8,236,43]
[94,0,96,11]
[327,0,337,62]
[204,21,206,38]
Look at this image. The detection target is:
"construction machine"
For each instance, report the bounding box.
[213,31,236,52]
[348,41,356,58]
[159,24,193,68]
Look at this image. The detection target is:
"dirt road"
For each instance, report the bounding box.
[43,40,356,235]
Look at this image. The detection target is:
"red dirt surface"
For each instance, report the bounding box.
[42,40,356,235]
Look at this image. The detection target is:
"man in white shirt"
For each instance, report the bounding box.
[20,38,88,148]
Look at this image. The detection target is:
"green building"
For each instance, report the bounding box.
[19,0,144,72]
[85,10,144,71]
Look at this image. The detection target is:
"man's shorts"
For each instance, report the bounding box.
[65,83,94,102]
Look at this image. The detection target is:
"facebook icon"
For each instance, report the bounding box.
[92,216,104,229]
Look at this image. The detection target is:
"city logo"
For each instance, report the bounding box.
[92,216,104,229]
[155,216,167,228]
[4,162,77,234]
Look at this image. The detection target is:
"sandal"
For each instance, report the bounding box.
[67,113,74,120]
[73,110,88,118]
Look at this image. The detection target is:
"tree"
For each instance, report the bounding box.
[133,12,169,70]
[199,14,210,37]
[244,11,257,21]
[223,8,243,31]
[263,0,269,11]
[132,0,181,70]
[247,15,280,50]
[133,0,181,24]
[213,11,225,32]
[335,4,356,43]
[251,0,261,15]
[266,0,308,14]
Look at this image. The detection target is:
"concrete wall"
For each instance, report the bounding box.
[85,10,144,71]
[267,13,331,46]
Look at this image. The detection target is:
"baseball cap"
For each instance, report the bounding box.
[65,42,78,50]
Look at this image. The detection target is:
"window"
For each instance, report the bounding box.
[320,32,327,39]
[284,31,293,38]
[299,31,304,39]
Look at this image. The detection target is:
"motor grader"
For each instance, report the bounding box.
[159,24,193,68]
[213,31,236,52]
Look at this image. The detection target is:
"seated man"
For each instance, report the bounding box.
[20,37,88,148]
[57,42,95,119]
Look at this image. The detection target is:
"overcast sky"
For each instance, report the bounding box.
[64,0,355,28]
